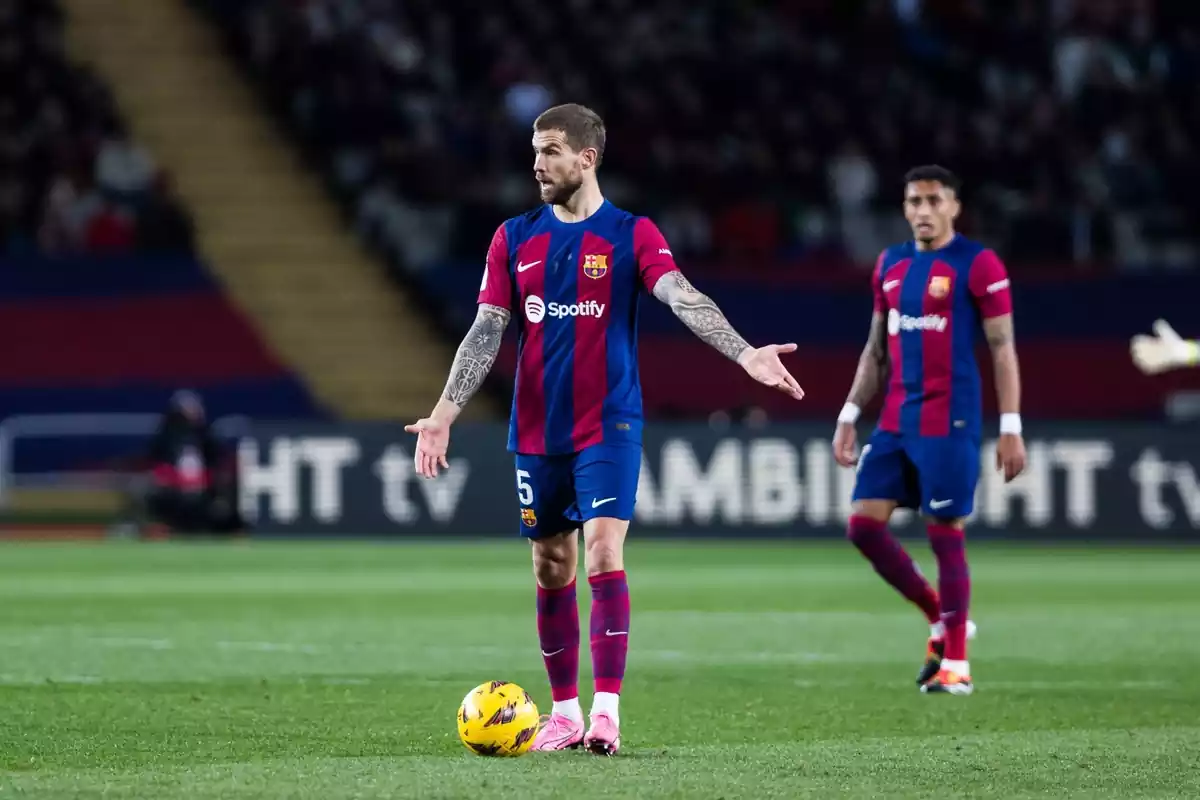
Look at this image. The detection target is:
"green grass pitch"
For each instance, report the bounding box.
[1,540,1198,798]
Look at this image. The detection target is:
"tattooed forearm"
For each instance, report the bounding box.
[847,312,889,407]
[442,304,510,409]
[984,314,1021,414]
[652,272,751,362]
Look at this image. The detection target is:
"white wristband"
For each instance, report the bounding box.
[838,402,861,425]
[999,413,1022,435]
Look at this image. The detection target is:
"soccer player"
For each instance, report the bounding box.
[405,104,803,753]
[1131,320,1200,374]
[832,165,1026,696]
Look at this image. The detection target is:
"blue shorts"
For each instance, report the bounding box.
[851,429,981,519]
[513,442,642,539]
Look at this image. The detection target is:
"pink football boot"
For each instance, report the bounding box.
[530,713,583,752]
[583,712,620,756]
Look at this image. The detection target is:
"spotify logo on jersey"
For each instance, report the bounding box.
[524,295,607,324]
[887,308,948,335]
[525,295,546,323]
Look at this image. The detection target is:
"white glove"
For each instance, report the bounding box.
[1131,319,1200,375]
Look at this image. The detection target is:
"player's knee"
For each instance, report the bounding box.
[531,534,576,589]
[583,521,627,576]
[585,544,621,576]
[850,500,894,525]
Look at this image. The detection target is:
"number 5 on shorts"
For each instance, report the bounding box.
[516,469,534,505]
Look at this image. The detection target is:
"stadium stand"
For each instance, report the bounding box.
[0,0,193,256]
[0,0,323,429]
[61,0,462,421]
[198,0,1200,419]
[197,0,1200,269]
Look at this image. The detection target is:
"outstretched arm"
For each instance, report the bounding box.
[409,223,513,479]
[407,303,510,479]
[651,271,752,362]
[651,271,803,399]
[429,303,511,424]
[635,217,800,398]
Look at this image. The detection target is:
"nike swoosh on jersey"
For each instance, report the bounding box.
[591,497,616,508]
[883,280,901,291]
[929,499,954,509]
[517,260,541,272]
[604,630,628,637]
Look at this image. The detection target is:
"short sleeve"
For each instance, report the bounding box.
[871,251,887,313]
[633,217,680,292]
[477,224,512,309]
[967,248,1012,319]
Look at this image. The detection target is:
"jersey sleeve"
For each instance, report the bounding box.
[633,217,680,292]
[967,249,1013,319]
[871,251,887,313]
[477,224,513,309]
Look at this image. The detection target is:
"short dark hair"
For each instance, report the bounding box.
[533,103,606,166]
[903,165,961,193]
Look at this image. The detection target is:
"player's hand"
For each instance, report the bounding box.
[1131,319,1199,375]
[738,344,804,400]
[995,433,1026,483]
[404,417,451,479]
[832,422,858,467]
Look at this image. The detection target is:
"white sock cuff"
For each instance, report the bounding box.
[591,691,620,724]
[552,698,583,722]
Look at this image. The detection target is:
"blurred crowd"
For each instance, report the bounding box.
[202,0,1198,273]
[0,0,193,257]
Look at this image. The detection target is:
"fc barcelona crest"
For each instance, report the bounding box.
[521,508,537,527]
[928,276,951,298]
[582,254,608,279]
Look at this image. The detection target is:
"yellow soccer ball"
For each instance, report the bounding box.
[456,681,540,757]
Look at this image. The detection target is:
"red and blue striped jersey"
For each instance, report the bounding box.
[874,234,1013,438]
[478,201,679,455]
